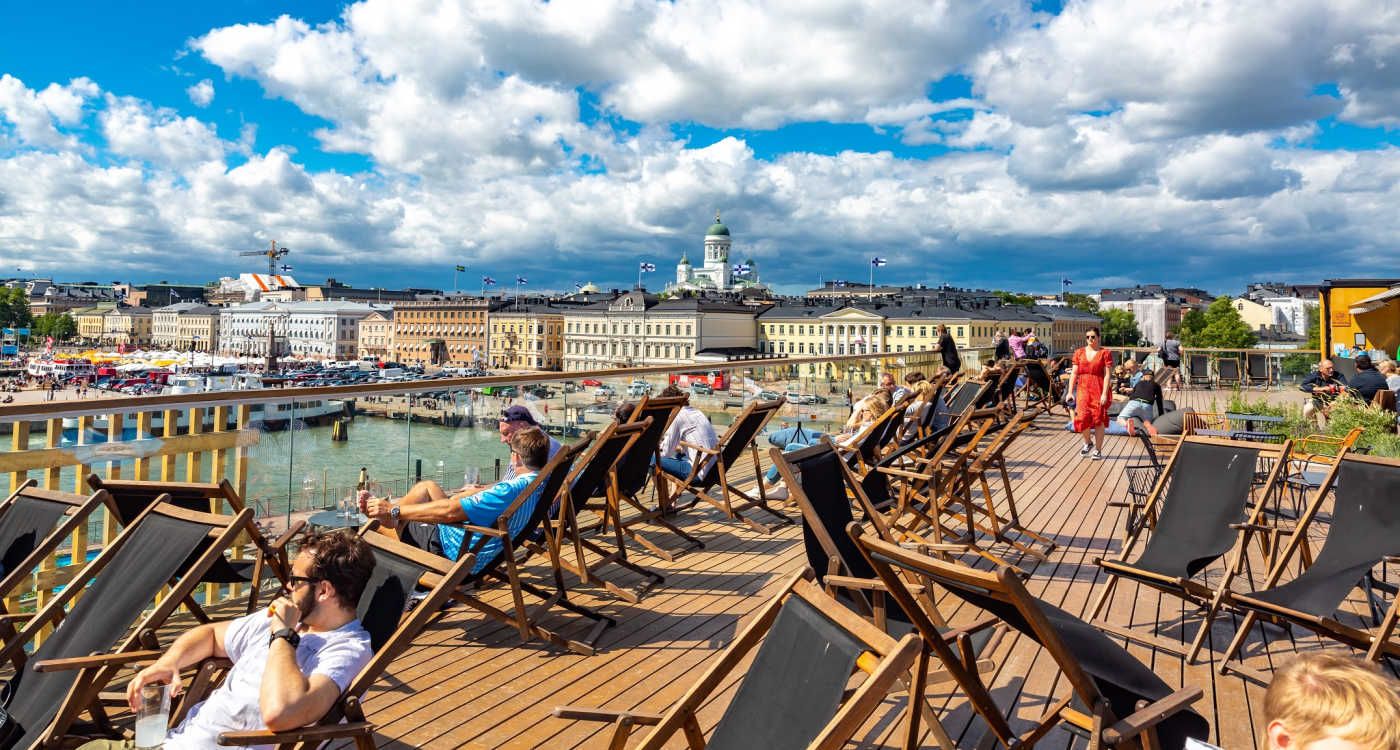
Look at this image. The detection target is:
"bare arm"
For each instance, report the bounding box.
[259,628,344,731]
[364,494,470,525]
[125,619,232,711]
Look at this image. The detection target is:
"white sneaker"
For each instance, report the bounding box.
[1091,450,1103,460]
[1080,443,1092,457]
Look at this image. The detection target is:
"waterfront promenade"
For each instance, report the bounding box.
[166,387,1335,750]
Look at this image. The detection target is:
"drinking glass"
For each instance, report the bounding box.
[463,467,480,488]
[134,683,170,750]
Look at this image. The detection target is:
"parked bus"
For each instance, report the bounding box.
[667,371,730,391]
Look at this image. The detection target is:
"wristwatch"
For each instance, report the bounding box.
[270,627,301,648]
[389,503,401,523]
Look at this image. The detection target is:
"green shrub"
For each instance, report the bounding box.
[1323,397,1400,458]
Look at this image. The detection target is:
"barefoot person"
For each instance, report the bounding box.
[80,533,375,749]
[1067,327,1113,460]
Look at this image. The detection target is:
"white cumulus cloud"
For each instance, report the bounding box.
[186,78,215,107]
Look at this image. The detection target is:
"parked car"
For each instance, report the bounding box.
[627,380,653,397]
[581,378,602,387]
[757,390,782,401]
[784,391,827,405]
[594,384,616,400]
[688,382,714,395]
[524,384,553,398]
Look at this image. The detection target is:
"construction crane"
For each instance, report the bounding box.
[239,240,290,276]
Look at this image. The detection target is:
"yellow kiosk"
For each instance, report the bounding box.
[1320,278,1400,364]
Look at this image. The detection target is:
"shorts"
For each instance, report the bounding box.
[1117,400,1155,423]
[1163,358,1180,369]
[398,521,445,557]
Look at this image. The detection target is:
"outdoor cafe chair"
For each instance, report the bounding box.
[666,397,791,534]
[1187,353,1212,388]
[1245,352,1271,387]
[553,569,929,750]
[613,393,705,560]
[1,501,257,749]
[1216,357,1242,389]
[1088,436,1292,664]
[1218,451,1400,683]
[854,532,1212,750]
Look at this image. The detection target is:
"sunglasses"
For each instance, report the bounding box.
[286,575,322,589]
[1085,335,1098,340]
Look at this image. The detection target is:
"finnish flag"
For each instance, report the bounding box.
[870,257,888,267]
[482,276,497,285]
[639,262,656,272]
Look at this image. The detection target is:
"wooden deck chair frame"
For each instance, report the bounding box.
[613,393,705,560]
[948,410,1057,567]
[1108,431,1176,544]
[139,527,482,750]
[1018,358,1070,417]
[1245,352,1271,387]
[1187,352,1213,388]
[13,501,257,748]
[838,394,912,477]
[667,397,791,534]
[551,418,664,604]
[0,481,117,659]
[1217,451,1400,682]
[86,475,304,617]
[1216,357,1243,389]
[854,533,1207,750]
[553,569,929,750]
[446,436,617,656]
[1086,436,1293,663]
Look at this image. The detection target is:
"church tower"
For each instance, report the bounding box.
[704,211,732,289]
[676,251,692,285]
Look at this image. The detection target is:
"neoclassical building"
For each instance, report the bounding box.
[669,213,766,294]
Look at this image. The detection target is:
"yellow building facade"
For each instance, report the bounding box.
[489,306,566,371]
[1321,278,1400,359]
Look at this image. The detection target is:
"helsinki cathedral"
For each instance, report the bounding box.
[668,213,767,293]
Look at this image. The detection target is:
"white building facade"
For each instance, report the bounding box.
[218,301,388,360]
[562,291,757,372]
[669,214,765,294]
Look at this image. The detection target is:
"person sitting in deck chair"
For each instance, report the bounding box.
[1115,369,1164,436]
[81,532,375,749]
[390,405,560,507]
[1301,359,1348,426]
[1261,653,1399,750]
[360,428,551,570]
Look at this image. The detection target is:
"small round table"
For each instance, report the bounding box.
[307,510,368,530]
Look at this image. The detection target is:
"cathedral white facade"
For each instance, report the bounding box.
[668,213,766,294]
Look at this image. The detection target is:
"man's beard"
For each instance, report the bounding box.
[294,585,318,626]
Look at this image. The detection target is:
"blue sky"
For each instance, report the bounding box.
[2,0,1399,297]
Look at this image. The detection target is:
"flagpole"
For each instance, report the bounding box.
[454,267,459,294]
[869,260,874,295]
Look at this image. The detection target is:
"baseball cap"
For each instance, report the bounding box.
[500,405,539,425]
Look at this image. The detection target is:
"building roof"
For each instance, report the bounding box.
[156,302,220,314]
[1032,304,1101,321]
[220,300,389,314]
[705,214,730,237]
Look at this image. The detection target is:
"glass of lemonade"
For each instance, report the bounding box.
[134,683,170,749]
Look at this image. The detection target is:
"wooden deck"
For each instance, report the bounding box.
[318,384,1378,749]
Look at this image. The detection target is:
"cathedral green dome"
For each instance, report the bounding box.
[706,210,730,236]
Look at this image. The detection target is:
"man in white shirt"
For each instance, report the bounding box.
[657,385,718,483]
[82,533,376,749]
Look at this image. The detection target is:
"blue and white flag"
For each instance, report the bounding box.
[1061,278,1073,287]
[731,263,751,275]
[515,276,528,284]
[574,282,583,290]
[639,262,656,272]
[835,280,847,288]
[482,276,497,285]
[870,257,888,267]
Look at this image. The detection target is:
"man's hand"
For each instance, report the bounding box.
[126,660,181,713]
[362,497,395,521]
[268,595,302,633]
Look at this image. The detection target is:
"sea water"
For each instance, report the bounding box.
[134,714,167,749]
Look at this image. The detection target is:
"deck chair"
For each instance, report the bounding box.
[553,569,928,750]
[551,419,663,603]
[668,398,791,533]
[0,482,115,656]
[445,436,617,655]
[1218,453,1400,680]
[0,501,256,749]
[86,475,303,617]
[855,533,1211,750]
[840,395,910,475]
[1245,352,1271,387]
[1112,431,1174,542]
[1088,437,1292,663]
[1020,358,1069,416]
[1187,353,1212,387]
[947,410,1057,568]
[612,393,704,560]
[1216,357,1242,388]
[103,527,482,749]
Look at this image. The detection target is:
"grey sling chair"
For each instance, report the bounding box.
[854,533,1211,750]
[1019,358,1069,417]
[665,397,791,534]
[1217,451,1400,684]
[0,482,115,660]
[134,527,479,749]
[0,500,257,749]
[1186,352,1212,388]
[550,418,663,604]
[86,475,304,618]
[1087,436,1293,664]
[1245,352,1271,387]
[611,393,705,561]
[445,436,617,655]
[1216,357,1242,389]
[552,569,926,750]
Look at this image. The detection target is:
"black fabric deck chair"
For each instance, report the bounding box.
[840,396,910,475]
[446,436,616,655]
[611,393,704,560]
[1187,353,1212,387]
[1088,436,1291,663]
[1218,452,1400,680]
[668,397,791,533]
[0,482,114,658]
[1245,352,1271,387]
[1216,357,1242,388]
[855,533,1211,750]
[86,475,303,617]
[551,419,663,604]
[109,527,482,749]
[554,570,927,750]
[0,501,255,749]
[1019,358,1069,416]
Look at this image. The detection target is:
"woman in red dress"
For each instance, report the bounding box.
[1067,327,1113,459]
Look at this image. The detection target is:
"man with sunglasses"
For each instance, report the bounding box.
[84,533,375,749]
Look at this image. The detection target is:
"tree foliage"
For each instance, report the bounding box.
[994,290,1036,307]
[1281,304,1321,375]
[1180,297,1257,349]
[1063,293,1099,313]
[0,288,33,329]
[32,312,77,342]
[1099,308,1141,346]
[1177,308,1206,341]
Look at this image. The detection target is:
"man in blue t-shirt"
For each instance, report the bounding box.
[361,428,551,572]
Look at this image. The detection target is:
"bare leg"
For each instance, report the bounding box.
[1094,424,1106,452]
[398,480,449,506]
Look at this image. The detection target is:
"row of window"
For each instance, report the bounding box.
[760,323,1050,340]
[566,341,693,359]
[567,321,694,337]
